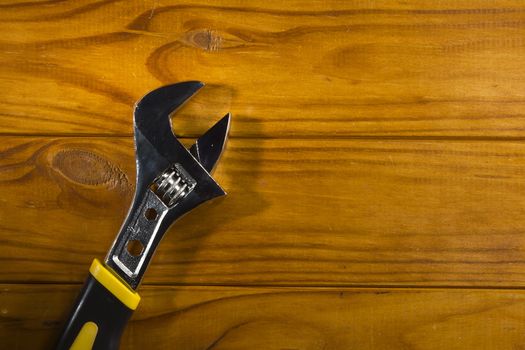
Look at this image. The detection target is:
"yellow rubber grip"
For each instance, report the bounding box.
[69,322,98,350]
[89,259,141,310]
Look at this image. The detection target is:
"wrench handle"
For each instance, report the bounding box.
[55,259,140,350]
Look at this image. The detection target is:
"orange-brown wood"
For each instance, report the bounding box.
[2,284,525,350]
[2,136,525,287]
[3,1,525,137]
[3,0,525,348]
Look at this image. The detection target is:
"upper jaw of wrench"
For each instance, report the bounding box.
[133,81,227,196]
[105,81,230,289]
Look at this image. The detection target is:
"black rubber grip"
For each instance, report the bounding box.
[55,274,134,350]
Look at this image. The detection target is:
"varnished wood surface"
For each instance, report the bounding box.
[4,0,525,137]
[2,136,525,287]
[3,0,525,348]
[3,284,525,350]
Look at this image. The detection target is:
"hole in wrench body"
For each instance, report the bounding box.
[126,240,144,256]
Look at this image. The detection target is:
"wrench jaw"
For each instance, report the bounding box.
[133,81,204,147]
[105,82,227,289]
[190,113,231,174]
[132,80,205,193]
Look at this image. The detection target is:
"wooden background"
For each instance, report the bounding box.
[2,0,525,348]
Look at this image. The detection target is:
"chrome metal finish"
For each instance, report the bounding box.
[110,163,195,285]
[152,164,196,207]
[104,82,230,290]
[189,113,231,174]
[110,189,168,280]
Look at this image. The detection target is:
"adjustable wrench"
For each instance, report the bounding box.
[55,81,230,350]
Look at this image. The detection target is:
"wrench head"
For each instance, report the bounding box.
[134,82,229,236]
[133,81,225,203]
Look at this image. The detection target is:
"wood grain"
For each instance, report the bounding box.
[2,284,525,350]
[2,136,525,287]
[3,1,525,347]
[4,0,525,137]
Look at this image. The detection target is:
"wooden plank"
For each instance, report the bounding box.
[3,0,525,137]
[2,284,525,349]
[2,136,525,287]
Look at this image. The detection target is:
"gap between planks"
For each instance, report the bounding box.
[5,281,525,292]
[6,133,525,142]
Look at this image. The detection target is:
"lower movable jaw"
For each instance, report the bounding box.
[55,82,230,350]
